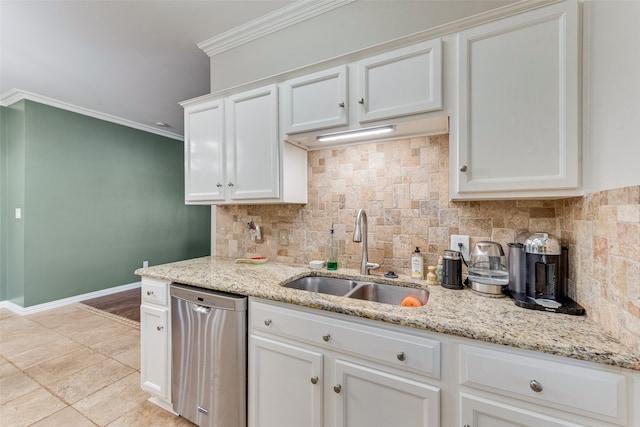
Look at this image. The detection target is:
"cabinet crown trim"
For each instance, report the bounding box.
[197,0,355,57]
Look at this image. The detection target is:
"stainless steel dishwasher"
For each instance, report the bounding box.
[170,284,247,427]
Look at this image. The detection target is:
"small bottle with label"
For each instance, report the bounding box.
[327,224,338,270]
[411,247,424,279]
[435,256,444,284]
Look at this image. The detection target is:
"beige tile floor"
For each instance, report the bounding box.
[0,304,194,426]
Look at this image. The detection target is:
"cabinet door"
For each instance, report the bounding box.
[140,304,170,400]
[357,39,442,123]
[226,84,279,200]
[453,1,579,198]
[249,335,323,427]
[333,359,440,427]
[460,393,584,427]
[282,65,348,134]
[184,99,225,203]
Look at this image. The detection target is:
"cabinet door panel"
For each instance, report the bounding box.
[454,1,579,197]
[358,39,442,123]
[140,304,170,400]
[249,335,323,427]
[184,100,225,202]
[283,65,348,134]
[334,359,439,427]
[461,393,584,427]
[226,84,279,200]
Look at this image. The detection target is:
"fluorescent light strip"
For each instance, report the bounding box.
[316,125,396,142]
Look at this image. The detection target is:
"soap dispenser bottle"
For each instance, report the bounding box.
[327,224,338,270]
[411,247,424,279]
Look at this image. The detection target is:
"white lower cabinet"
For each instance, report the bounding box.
[249,299,442,427]
[458,343,633,427]
[248,298,640,427]
[334,359,439,427]
[250,335,323,427]
[140,277,173,412]
[460,393,584,427]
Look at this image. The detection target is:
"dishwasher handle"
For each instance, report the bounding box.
[191,303,211,314]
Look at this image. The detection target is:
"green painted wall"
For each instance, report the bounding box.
[3,100,210,307]
[0,106,8,302]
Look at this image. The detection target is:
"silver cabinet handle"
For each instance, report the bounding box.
[396,352,406,361]
[156,326,163,331]
[357,98,364,104]
[529,379,543,392]
[216,183,222,188]
[310,376,318,385]
[227,182,234,187]
[146,291,154,296]
[333,384,342,393]
[460,165,468,172]
[322,334,331,342]
[264,319,272,326]
[338,102,345,108]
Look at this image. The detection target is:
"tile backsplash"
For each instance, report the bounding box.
[216,135,639,352]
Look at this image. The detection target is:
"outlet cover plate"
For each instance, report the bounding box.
[450,235,470,260]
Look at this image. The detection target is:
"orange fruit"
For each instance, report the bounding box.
[401,296,422,307]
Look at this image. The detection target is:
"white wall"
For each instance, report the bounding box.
[209,0,515,91]
[584,0,640,192]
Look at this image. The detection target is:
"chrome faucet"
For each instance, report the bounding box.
[353,209,380,275]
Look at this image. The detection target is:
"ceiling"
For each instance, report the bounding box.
[0,0,296,139]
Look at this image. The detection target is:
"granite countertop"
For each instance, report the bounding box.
[135,256,640,371]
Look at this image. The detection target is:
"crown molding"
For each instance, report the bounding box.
[0,89,183,141]
[198,0,355,57]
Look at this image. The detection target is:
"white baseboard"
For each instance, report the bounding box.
[0,282,141,316]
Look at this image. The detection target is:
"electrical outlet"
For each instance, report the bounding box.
[450,235,470,260]
[143,260,149,268]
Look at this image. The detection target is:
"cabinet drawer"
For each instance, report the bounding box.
[459,345,628,424]
[251,300,440,378]
[141,278,170,306]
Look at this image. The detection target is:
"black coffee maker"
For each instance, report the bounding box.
[509,232,584,315]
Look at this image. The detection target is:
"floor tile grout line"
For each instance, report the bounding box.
[1,308,144,426]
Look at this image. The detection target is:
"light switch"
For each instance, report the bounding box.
[15,208,21,219]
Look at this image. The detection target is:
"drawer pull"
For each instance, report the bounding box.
[264,319,272,326]
[529,379,543,393]
[333,384,342,393]
[146,291,154,296]
[338,102,345,108]
[396,352,406,361]
[322,334,331,342]
[310,376,318,385]
[156,326,163,331]
[358,97,365,104]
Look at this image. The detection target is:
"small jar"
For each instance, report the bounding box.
[426,266,438,286]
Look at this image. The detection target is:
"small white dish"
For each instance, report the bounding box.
[309,260,324,270]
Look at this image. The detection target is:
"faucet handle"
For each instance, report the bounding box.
[366,262,380,270]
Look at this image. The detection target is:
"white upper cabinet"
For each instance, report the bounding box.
[357,39,442,123]
[451,1,580,200]
[184,99,225,202]
[225,85,279,200]
[282,65,348,134]
[183,84,307,205]
[282,39,444,146]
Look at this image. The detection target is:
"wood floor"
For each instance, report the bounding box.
[81,288,141,322]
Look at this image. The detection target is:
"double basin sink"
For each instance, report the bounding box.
[282,276,428,307]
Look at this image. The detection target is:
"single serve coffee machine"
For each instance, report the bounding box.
[508,232,584,315]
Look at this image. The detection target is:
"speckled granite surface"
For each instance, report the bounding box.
[136,256,640,371]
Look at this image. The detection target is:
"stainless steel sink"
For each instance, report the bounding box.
[282,276,428,306]
[345,283,429,306]
[282,276,360,296]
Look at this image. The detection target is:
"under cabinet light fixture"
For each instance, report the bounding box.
[316,125,396,142]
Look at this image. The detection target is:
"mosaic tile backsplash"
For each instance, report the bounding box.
[215,135,639,352]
